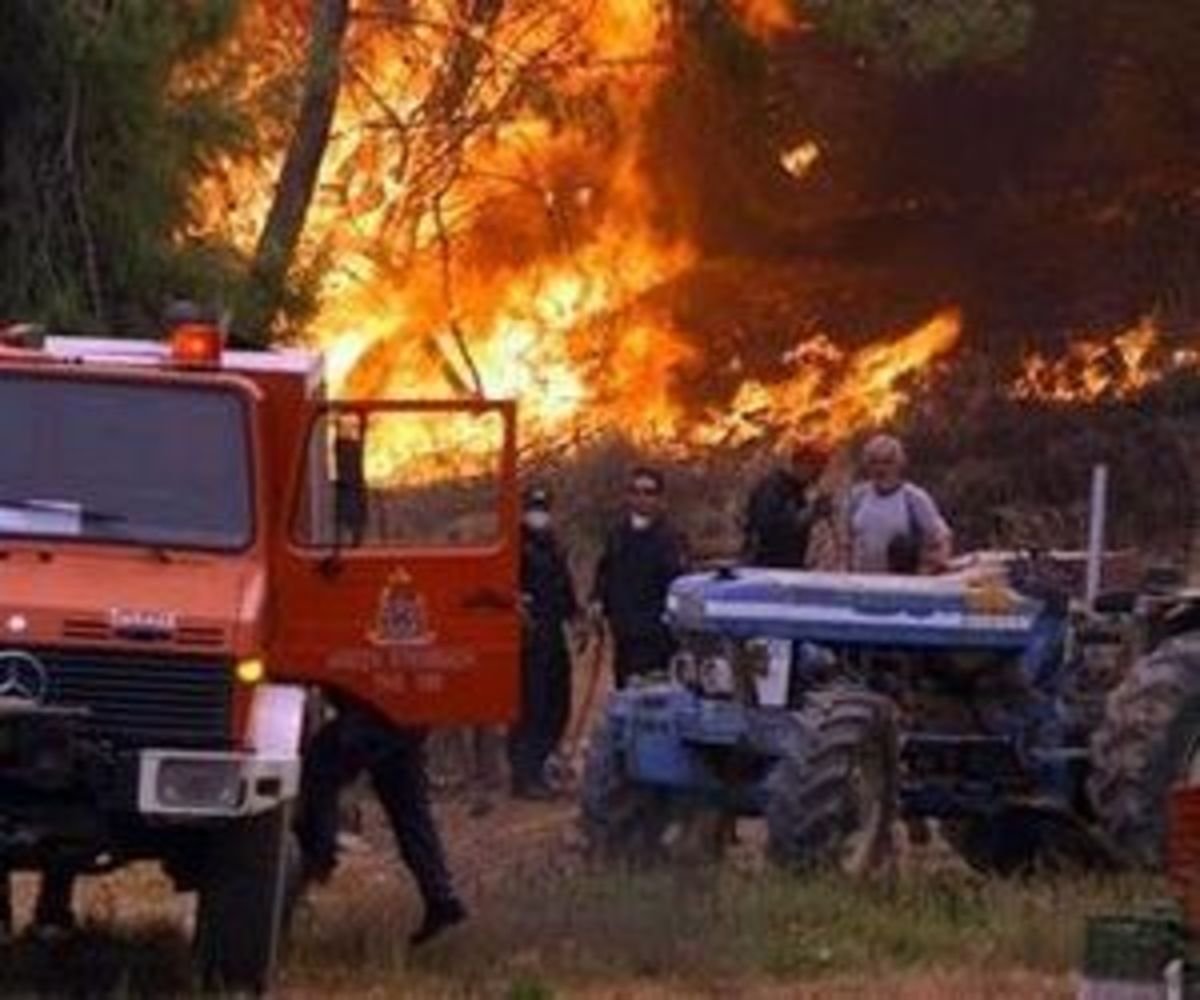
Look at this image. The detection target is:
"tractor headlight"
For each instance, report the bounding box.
[698,655,735,698]
[672,650,700,687]
[671,591,707,628]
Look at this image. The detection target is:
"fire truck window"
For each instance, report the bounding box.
[0,374,253,550]
[297,409,504,548]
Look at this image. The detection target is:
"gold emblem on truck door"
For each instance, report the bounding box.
[368,569,436,647]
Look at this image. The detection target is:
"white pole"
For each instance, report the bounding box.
[1086,463,1109,608]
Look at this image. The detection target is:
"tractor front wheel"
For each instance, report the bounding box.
[765,687,898,875]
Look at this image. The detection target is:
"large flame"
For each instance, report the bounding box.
[1012,317,1199,404]
[192,1,963,479]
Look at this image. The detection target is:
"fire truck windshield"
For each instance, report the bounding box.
[0,373,253,551]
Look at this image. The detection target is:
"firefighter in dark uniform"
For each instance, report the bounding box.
[508,486,578,798]
[743,442,832,569]
[294,702,465,946]
[590,467,688,689]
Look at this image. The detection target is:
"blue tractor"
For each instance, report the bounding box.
[580,558,1200,874]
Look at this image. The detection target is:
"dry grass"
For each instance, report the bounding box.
[280,859,1162,998]
[0,812,1162,998]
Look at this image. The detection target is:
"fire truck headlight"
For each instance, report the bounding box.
[235,657,266,685]
[157,759,244,811]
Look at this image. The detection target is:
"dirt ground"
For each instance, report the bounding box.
[0,782,1125,999]
[0,630,1170,998]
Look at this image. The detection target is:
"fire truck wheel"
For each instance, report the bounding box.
[194,804,294,994]
[765,687,898,876]
[1089,632,1200,867]
[579,713,672,864]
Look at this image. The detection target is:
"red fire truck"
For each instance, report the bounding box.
[0,322,519,988]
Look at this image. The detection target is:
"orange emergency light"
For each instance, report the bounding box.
[169,323,223,367]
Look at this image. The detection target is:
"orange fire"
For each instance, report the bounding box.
[1011,317,1199,404]
[693,309,964,451]
[725,0,802,40]
[191,2,964,477]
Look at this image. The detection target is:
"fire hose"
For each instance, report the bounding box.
[547,618,608,786]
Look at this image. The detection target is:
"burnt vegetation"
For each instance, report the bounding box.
[0,0,1196,558]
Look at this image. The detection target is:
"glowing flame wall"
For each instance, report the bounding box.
[192,1,969,473]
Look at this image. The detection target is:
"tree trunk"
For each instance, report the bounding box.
[239,0,350,343]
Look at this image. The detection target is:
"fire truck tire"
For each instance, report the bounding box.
[765,687,898,875]
[579,712,672,864]
[1089,632,1200,867]
[194,804,294,994]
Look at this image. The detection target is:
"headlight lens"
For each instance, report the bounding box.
[671,592,707,628]
[156,759,244,811]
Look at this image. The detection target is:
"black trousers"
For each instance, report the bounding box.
[295,708,456,909]
[507,622,571,788]
[611,626,676,689]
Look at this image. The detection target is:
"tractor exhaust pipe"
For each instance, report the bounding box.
[1086,463,1109,608]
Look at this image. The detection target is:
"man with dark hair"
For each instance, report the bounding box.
[591,467,688,689]
[508,485,579,798]
[743,442,832,569]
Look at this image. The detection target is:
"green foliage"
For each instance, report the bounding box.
[810,0,1035,75]
[0,0,246,332]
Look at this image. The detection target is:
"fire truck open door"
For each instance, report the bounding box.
[272,400,519,727]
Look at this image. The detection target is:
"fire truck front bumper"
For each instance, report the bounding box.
[137,749,299,818]
[136,683,306,817]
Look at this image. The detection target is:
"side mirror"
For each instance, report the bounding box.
[333,416,367,545]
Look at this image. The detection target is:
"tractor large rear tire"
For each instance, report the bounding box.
[194,805,293,994]
[1089,633,1200,867]
[580,712,672,863]
[766,688,898,875]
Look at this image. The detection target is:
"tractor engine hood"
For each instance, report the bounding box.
[0,546,263,654]
[667,567,1046,651]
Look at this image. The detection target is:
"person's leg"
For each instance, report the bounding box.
[611,630,635,690]
[614,632,664,687]
[521,633,558,793]
[650,626,678,676]
[536,633,572,776]
[507,642,541,794]
[32,866,76,933]
[294,713,363,881]
[368,731,465,944]
[0,871,12,941]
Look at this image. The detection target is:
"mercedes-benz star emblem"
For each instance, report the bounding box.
[0,651,49,703]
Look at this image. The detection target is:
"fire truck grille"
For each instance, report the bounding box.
[39,651,234,750]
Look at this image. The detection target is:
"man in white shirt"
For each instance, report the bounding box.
[845,434,952,574]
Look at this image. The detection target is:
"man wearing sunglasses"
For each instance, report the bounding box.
[591,467,688,689]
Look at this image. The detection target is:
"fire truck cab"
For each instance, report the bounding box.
[0,325,519,989]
